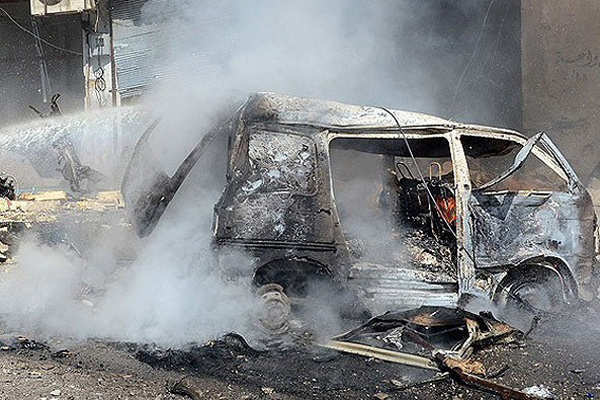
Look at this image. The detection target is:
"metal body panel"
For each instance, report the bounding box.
[111,0,173,99]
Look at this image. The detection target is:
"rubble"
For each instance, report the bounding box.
[522,385,556,399]
[322,306,517,368]
[168,377,203,400]
[316,306,567,399]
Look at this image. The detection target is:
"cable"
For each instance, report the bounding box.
[379,107,458,238]
[477,0,513,81]
[446,0,496,116]
[94,33,107,106]
[0,6,83,56]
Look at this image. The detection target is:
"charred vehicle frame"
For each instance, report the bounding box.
[123,93,599,315]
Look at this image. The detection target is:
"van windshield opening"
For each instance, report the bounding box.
[461,135,568,192]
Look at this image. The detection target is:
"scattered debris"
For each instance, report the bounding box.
[52,135,107,195]
[522,385,556,399]
[28,93,62,119]
[571,368,586,374]
[168,377,203,400]
[0,174,16,200]
[319,306,553,399]
[19,190,68,202]
[389,373,451,391]
[323,307,516,372]
[524,315,541,339]
[441,356,485,376]
[1,336,51,352]
[443,362,540,399]
[0,189,132,264]
[51,349,77,359]
[261,387,275,395]
[322,340,439,371]
[372,392,389,400]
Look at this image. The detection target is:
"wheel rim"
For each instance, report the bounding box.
[257,284,291,334]
[507,277,564,313]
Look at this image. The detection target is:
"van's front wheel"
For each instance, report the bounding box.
[494,267,567,314]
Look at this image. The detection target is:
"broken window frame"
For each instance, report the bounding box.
[474,132,544,192]
[327,132,453,159]
[457,130,574,194]
[242,129,319,197]
[326,131,460,254]
[325,130,477,297]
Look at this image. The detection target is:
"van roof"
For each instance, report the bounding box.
[243,92,524,139]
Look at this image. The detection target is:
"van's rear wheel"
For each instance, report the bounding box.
[494,267,567,314]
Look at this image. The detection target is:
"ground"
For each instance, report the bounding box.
[0,302,599,400]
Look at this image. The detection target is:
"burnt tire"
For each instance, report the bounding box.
[494,267,567,314]
[257,283,292,335]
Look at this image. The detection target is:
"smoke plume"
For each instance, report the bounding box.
[0,0,521,345]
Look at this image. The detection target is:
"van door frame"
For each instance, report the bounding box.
[447,130,476,296]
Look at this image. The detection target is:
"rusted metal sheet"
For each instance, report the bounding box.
[321,340,440,371]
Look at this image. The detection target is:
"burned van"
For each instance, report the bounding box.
[122,93,599,315]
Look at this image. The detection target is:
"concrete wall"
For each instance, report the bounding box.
[0,2,84,128]
[522,0,600,183]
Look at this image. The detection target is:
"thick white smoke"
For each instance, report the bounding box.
[140,0,439,117]
[0,0,518,345]
[0,130,260,346]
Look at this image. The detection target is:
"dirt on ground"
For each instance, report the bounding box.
[0,301,599,400]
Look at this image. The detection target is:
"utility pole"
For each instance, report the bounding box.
[82,0,117,110]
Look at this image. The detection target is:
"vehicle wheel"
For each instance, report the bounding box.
[257,283,291,335]
[494,267,567,314]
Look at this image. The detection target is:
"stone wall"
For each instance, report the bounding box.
[522,0,600,184]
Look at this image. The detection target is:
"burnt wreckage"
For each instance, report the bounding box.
[122,93,599,315]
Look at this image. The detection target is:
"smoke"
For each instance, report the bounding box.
[0,0,523,345]
[0,102,261,347]
[0,137,260,346]
[0,106,151,190]
[139,0,433,116]
[330,147,400,264]
[135,0,520,128]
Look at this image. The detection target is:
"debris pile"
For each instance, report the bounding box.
[321,306,550,399]
[0,190,130,264]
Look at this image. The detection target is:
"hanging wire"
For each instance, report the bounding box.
[379,106,458,237]
[0,5,83,56]
[446,0,496,116]
[31,15,53,102]
[94,35,107,106]
[379,106,553,316]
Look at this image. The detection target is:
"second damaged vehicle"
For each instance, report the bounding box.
[122,93,599,318]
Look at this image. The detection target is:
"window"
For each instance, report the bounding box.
[329,136,456,265]
[243,130,317,195]
[461,136,567,192]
